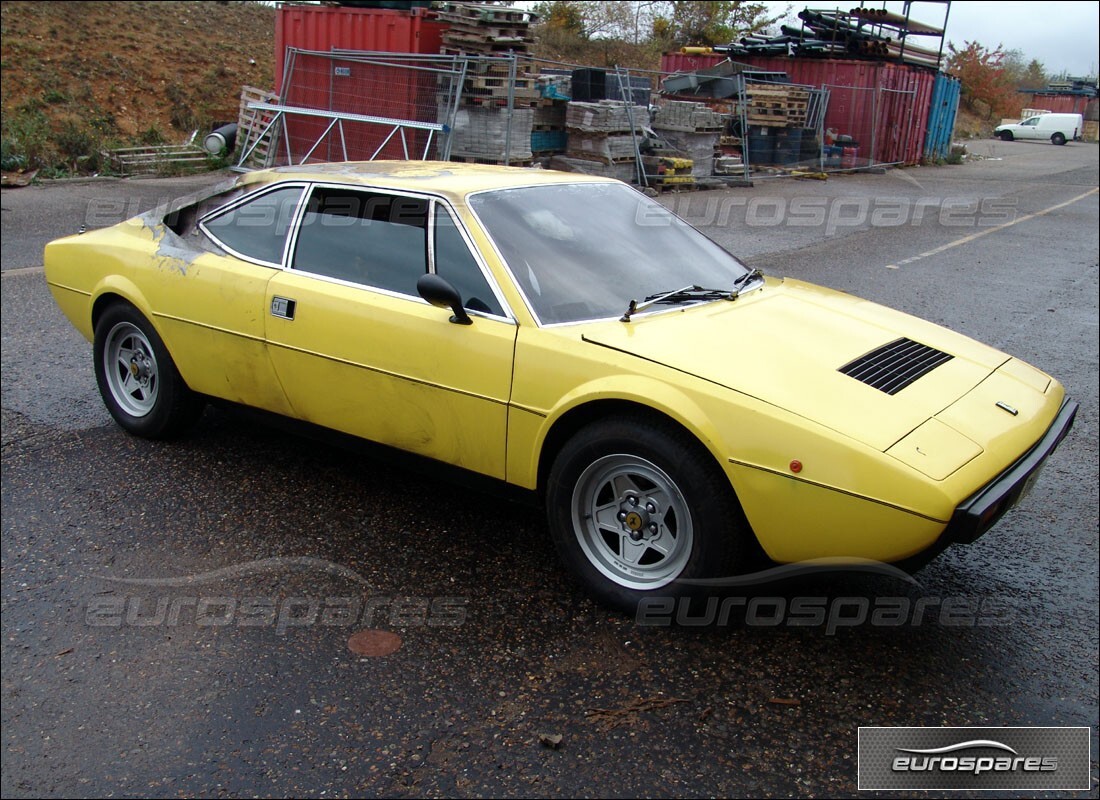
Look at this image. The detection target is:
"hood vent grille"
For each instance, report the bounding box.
[839,338,953,395]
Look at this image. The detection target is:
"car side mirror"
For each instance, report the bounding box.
[417,274,472,325]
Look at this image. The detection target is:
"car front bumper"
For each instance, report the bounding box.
[943,397,1078,545]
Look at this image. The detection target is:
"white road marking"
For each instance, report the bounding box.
[1,266,45,278]
[884,187,1099,269]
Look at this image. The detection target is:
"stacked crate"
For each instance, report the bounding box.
[744,83,809,128]
[652,101,724,133]
[445,105,535,164]
[652,101,724,177]
[531,99,567,156]
[437,2,538,163]
[565,101,649,165]
[438,3,539,107]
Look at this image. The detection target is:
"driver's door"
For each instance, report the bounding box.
[264,185,517,479]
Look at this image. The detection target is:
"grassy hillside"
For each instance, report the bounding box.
[1,0,275,175]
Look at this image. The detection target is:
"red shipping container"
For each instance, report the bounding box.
[1015,93,1091,116]
[660,54,937,166]
[272,5,447,164]
[275,5,446,92]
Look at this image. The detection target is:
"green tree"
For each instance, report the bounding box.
[946,40,1021,119]
[1021,58,1047,89]
[534,0,586,38]
[531,1,783,68]
[657,0,779,48]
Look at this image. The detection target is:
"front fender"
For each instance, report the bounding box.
[507,373,725,491]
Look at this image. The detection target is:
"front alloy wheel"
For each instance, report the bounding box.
[547,415,754,612]
[571,453,694,590]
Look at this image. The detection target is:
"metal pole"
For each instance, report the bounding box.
[504,55,516,165]
[740,78,750,181]
[617,67,646,187]
[870,80,878,169]
[443,58,469,162]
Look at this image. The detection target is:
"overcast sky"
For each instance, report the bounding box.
[766,1,1100,77]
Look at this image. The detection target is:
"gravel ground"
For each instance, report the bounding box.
[2,141,1097,798]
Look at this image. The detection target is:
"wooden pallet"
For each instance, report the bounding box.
[449,154,534,167]
[565,152,637,164]
[439,17,533,43]
[746,117,805,127]
[439,2,534,25]
[237,85,280,168]
[440,49,534,73]
[461,94,539,108]
[466,75,535,91]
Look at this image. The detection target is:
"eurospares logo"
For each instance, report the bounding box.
[858,727,1090,790]
[893,739,1057,775]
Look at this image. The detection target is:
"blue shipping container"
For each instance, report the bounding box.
[924,72,961,162]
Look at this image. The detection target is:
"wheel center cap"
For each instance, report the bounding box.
[624,510,645,532]
[129,360,140,378]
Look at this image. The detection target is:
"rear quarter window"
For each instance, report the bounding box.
[198,185,306,267]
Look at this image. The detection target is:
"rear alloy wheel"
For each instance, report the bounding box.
[94,303,204,438]
[999,131,1014,142]
[546,415,752,612]
[1051,132,1066,146]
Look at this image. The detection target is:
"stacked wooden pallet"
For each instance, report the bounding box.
[438,3,534,51]
[744,83,809,128]
[439,2,539,107]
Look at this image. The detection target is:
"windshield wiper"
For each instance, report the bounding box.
[620,284,732,322]
[729,268,764,298]
[620,274,763,322]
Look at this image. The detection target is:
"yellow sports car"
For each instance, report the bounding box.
[44,162,1077,610]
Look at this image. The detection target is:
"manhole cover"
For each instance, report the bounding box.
[348,629,402,657]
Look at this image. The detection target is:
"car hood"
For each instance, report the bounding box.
[580,278,1014,453]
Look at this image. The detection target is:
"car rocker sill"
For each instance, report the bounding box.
[944,397,1078,545]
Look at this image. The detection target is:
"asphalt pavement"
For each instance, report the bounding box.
[2,141,1097,798]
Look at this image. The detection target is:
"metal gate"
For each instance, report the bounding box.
[236,49,546,170]
[237,50,467,169]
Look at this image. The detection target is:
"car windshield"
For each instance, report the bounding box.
[469,182,753,324]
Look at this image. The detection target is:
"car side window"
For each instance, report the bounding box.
[292,186,428,295]
[1021,117,1039,126]
[434,205,505,317]
[200,186,305,267]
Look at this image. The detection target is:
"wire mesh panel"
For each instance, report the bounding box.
[269,49,463,165]
[876,87,918,166]
[823,84,877,169]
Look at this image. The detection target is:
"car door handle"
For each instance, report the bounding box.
[271,296,296,320]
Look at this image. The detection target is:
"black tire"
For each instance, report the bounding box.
[93,303,204,438]
[546,414,755,613]
[999,131,1014,142]
[1051,132,1066,146]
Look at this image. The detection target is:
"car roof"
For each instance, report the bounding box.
[238,160,617,201]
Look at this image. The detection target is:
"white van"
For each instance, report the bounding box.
[994,113,1083,145]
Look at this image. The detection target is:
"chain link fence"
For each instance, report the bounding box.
[236,49,921,183]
